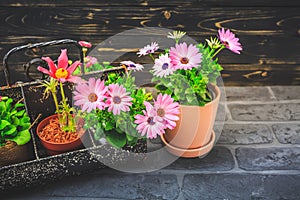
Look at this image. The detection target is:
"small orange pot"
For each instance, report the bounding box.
[36,114,85,153]
[161,84,220,158]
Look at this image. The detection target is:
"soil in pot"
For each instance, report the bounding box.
[37,115,86,155]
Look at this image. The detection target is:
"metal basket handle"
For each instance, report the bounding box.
[2,39,85,87]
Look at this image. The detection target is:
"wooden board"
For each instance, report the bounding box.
[0,1,299,86]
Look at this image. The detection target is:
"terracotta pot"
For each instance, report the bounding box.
[161,84,220,158]
[0,140,33,167]
[36,114,86,153]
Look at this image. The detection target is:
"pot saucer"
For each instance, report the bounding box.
[160,130,216,158]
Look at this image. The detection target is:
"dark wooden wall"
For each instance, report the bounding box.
[0,0,299,86]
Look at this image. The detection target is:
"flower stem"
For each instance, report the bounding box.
[212,46,225,58]
[149,53,155,61]
[60,82,66,104]
[52,90,59,112]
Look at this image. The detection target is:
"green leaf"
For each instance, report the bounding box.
[0,120,10,130]
[4,125,17,135]
[127,136,138,146]
[94,127,104,141]
[104,121,114,131]
[106,131,126,149]
[15,110,25,117]
[14,103,25,108]
[0,101,6,112]
[10,129,31,145]
[13,117,20,126]
[5,98,13,110]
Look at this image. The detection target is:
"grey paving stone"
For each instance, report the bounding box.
[271,86,300,100]
[225,86,273,101]
[236,147,300,170]
[182,174,300,200]
[165,146,234,171]
[40,173,180,200]
[217,124,273,144]
[229,103,300,121]
[272,123,300,144]
[215,103,228,122]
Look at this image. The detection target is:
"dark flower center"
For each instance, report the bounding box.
[147,117,155,125]
[129,64,136,68]
[88,93,98,102]
[113,96,122,104]
[223,40,229,47]
[157,108,165,117]
[162,63,169,70]
[180,57,189,64]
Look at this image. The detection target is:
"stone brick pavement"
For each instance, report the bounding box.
[4,86,300,200]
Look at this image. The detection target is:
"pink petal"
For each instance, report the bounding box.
[58,49,69,69]
[67,61,81,74]
[37,66,51,76]
[41,57,57,75]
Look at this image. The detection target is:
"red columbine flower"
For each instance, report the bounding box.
[218,28,242,54]
[78,41,92,48]
[37,49,81,83]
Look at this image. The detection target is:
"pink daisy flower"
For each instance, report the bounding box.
[152,54,174,78]
[37,49,82,83]
[85,56,98,68]
[154,94,180,130]
[137,42,159,57]
[169,42,202,70]
[73,78,107,113]
[78,41,92,48]
[218,28,242,54]
[120,61,144,71]
[106,84,133,115]
[134,101,166,139]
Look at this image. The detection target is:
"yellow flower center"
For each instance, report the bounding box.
[55,68,69,79]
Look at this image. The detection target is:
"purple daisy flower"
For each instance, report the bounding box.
[169,42,202,70]
[218,28,242,54]
[137,42,159,57]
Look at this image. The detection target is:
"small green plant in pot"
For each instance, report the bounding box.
[0,96,32,166]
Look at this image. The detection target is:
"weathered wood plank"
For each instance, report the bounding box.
[0,7,299,37]
[0,0,300,7]
[0,2,299,86]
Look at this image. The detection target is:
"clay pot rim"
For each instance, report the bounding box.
[179,84,220,108]
[160,130,216,157]
[36,114,85,145]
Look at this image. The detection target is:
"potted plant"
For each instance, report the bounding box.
[73,67,180,150]
[0,96,32,166]
[134,29,242,157]
[35,49,86,154]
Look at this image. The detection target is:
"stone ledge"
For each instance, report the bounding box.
[228,103,300,121]
[270,86,300,100]
[225,86,274,101]
[27,173,180,200]
[272,123,300,144]
[236,147,300,171]
[182,174,300,200]
[165,146,234,171]
[217,124,273,144]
